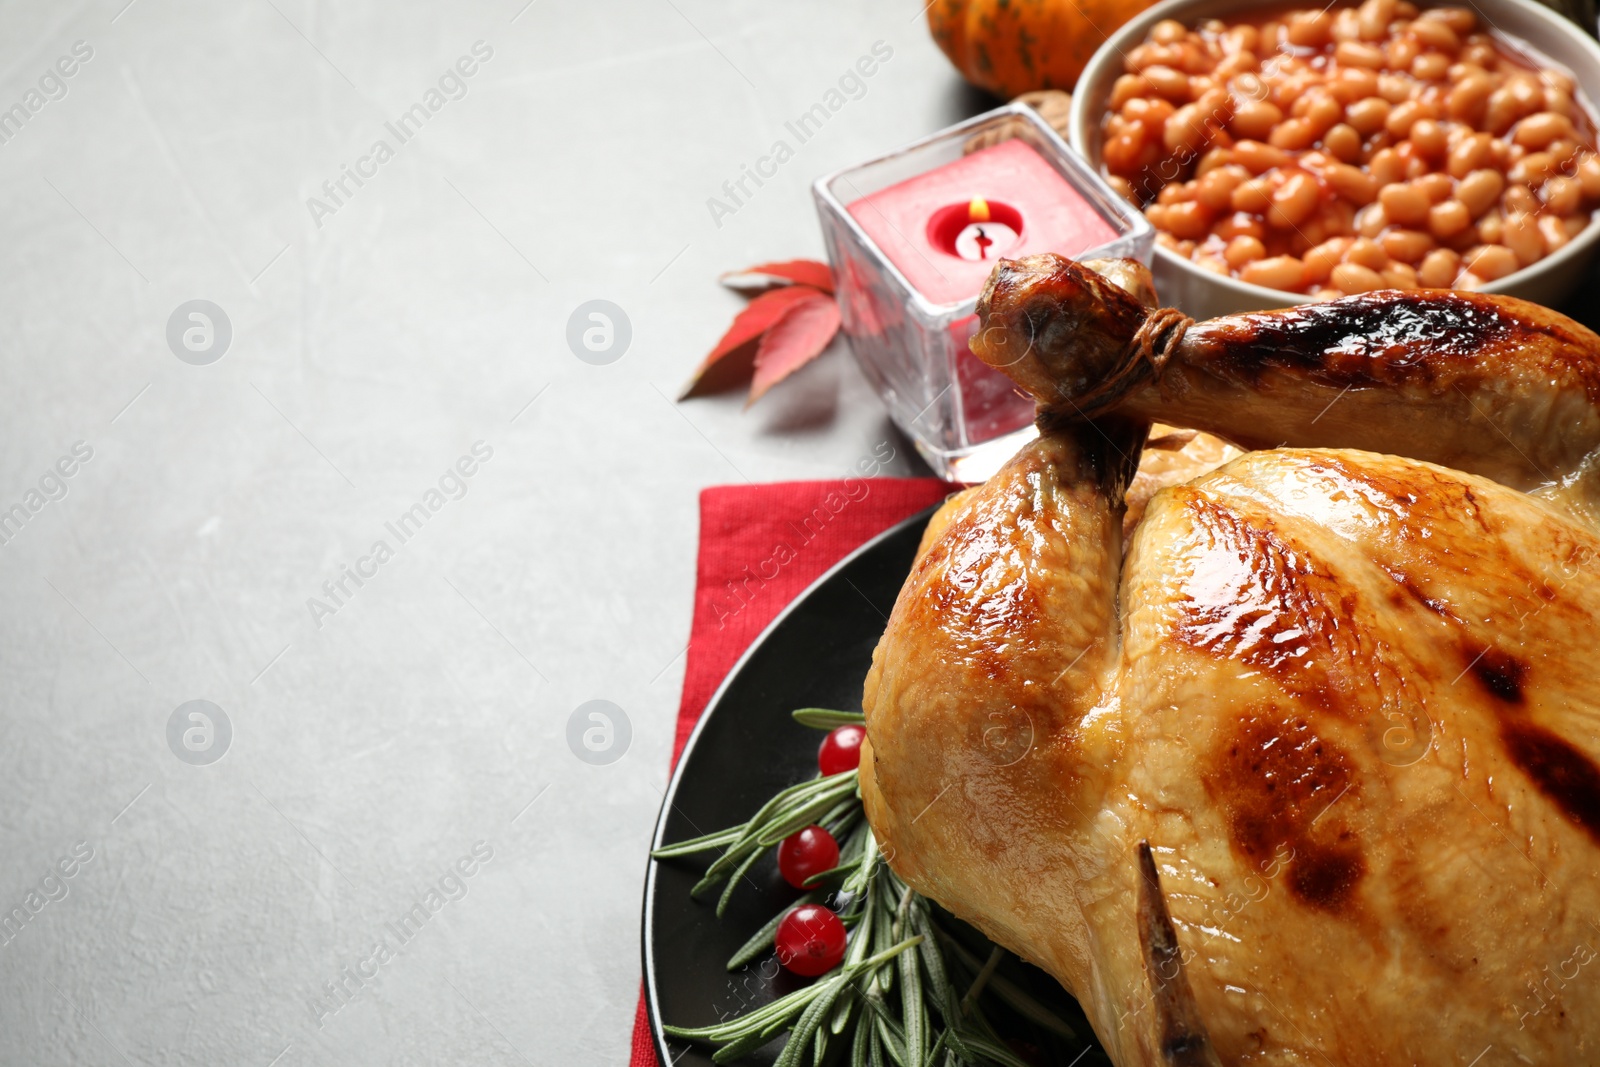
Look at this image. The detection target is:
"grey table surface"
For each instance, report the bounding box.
[0,2,989,1064]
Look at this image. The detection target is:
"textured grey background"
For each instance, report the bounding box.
[0,1,989,1064]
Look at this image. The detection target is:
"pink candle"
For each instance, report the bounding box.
[846,139,1118,306]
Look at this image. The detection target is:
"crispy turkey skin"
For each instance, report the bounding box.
[861,255,1600,1066]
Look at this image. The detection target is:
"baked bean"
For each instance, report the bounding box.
[1195,86,1231,119]
[1213,212,1267,241]
[1382,228,1434,262]
[1231,98,1283,141]
[1580,154,1600,199]
[1422,6,1477,33]
[1485,85,1534,135]
[1538,213,1572,253]
[1157,182,1192,205]
[1111,74,1152,110]
[1336,40,1386,68]
[1215,51,1259,81]
[1225,234,1268,267]
[1415,172,1453,203]
[1411,52,1450,81]
[1370,146,1407,186]
[1447,134,1491,179]
[1240,255,1308,290]
[1408,120,1448,162]
[1377,74,1414,104]
[1477,208,1504,245]
[1144,65,1192,102]
[1195,147,1235,176]
[1545,175,1582,216]
[1124,96,1176,133]
[1428,199,1472,237]
[1418,247,1461,286]
[1409,18,1459,52]
[1463,243,1519,280]
[1288,10,1334,46]
[1196,165,1250,210]
[1388,36,1421,73]
[1234,140,1292,174]
[1448,74,1493,124]
[1304,237,1355,282]
[1151,19,1188,44]
[1346,96,1392,135]
[1270,118,1320,151]
[1345,236,1390,269]
[1329,9,1358,40]
[1332,67,1380,104]
[1300,93,1345,132]
[1332,261,1387,292]
[1356,202,1390,237]
[1544,88,1577,120]
[1268,172,1320,227]
[1509,74,1546,109]
[1456,169,1504,217]
[1324,123,1363,162]
[1381,262,1419,288]
[1157,200,1214,239]
[1323,198,1356,237]
[1503,183,1539,216]
[1549,138,1581,168]
[1231,176,1277,213]
[1223,24,1259,52]
[1510,151,1556,186]
[1385,99,1434,139]
[1379,182,1431,225]
[1513,111,1575,150]
[1196,254,1232,275]
[1327,162,1379,204]
[1503,212,1543,265]
[1295,216,1333,248]
[1358,0,1395,41]
[1164,105,1211,155]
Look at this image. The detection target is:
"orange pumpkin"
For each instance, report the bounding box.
[926,0,1161,99]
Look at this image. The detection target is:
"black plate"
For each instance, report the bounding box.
[642,505,1101,1065]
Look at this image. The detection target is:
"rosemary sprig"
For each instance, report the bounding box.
[791,708,867,730]
[652,707,1101,1066]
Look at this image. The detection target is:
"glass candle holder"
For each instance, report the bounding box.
[813,102,1154,482]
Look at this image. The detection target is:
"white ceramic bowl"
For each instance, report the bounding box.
[1069,0,1600,318]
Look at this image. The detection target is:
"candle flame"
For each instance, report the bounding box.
[968,197,990,223]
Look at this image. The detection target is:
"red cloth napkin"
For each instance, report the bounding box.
[630,476,951,1067]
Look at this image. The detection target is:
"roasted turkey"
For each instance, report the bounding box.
[859,254,1600,1065]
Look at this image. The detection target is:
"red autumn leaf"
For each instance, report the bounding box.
[748,289,842,405]
[720,259,834,294]
[679,285,825,398]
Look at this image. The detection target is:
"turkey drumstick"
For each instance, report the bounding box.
[971,253,1600,493]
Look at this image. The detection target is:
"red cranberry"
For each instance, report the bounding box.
[774,903,846,977]
[777,825,839,888]
[818,724,866,776]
